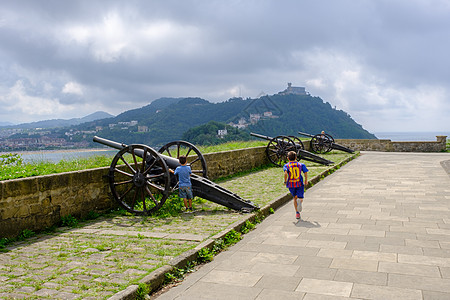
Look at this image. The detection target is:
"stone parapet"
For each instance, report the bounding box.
[335,136,447,152]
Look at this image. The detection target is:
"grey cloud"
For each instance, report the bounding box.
[0,0,449,131]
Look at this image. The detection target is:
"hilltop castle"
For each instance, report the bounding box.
[278,83,308,95]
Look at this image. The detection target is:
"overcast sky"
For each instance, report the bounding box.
[1,0,449,133]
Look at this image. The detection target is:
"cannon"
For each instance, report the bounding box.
[250,132,334,167]
[93,136,258,215]
[297,131,354,154]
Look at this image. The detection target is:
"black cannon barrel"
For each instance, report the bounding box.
[93,136,180,168]
[330,143,354,153]
[250,132,274,141]
[297,131,315,138]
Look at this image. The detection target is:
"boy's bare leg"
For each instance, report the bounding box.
[293,196,298,212]
[183,198,188,209]
[188,198,192,209]
[298,198,303,212]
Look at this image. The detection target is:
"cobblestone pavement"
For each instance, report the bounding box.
[156,152,450,300]
[0,152,352,299]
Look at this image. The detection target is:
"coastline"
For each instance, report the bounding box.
[0,148,113,156]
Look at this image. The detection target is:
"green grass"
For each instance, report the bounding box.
[0,141,268,181]
[197,140,267,153]
[0,154,114,181]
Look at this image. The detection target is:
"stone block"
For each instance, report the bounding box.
[2,177,38,198]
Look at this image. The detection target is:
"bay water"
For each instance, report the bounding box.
[373,131,449,141]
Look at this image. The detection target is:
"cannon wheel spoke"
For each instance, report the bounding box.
[108,144,170,215]
[266,135,296,167]
[158,141,208,178]
[310,134,333,154]
[288,136,306,161]
[288,136,304,151]
[325,134,335,143]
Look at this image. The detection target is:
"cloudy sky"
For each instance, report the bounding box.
[1,0,449,133]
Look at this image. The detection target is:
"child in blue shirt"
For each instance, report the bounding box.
[284,151,308,219]
[172,155,193,211]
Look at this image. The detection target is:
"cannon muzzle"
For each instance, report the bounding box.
[93,135,128,151]
[250,132,273,141]
[93,136,180,168]
[297,131,315,138]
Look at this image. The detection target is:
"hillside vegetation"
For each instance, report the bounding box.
[83,94,375,147]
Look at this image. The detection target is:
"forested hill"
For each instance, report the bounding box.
[245,93,376,139]
[85,94,375,147]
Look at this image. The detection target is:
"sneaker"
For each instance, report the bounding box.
[297,201,302,212]
[296,212,300,219]
[189,207,193,211]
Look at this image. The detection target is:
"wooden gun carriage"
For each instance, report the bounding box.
[297,131,354,154]
[250,132,334,167]
[93,136,258,215]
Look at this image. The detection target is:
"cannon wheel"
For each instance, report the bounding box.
[310,134,333,153]
[288,135,304,151]
[325,133,335,143]
[266,135,297,167]
[289,135,305,161]
[158,141,208,178]
[108,144,170,215]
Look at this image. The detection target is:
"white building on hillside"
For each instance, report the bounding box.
[279,83,308,95]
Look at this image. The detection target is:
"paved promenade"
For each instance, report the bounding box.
[156,152,450,300]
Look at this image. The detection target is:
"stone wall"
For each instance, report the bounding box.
[0,147,268,238]
[203,146,268,180]
[335,136,447,152]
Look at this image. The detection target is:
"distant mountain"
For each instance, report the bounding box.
[3,111,114,129]
[82,94,375,147]
[0,121,15,126]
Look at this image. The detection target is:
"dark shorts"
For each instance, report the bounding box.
[179,186,193,199]
[288,186,304,198]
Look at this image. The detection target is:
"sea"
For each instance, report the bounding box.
[1,131,449,164]
[1,149,118,164]
[373,131,449,141]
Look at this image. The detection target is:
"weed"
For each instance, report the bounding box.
[269,208,275,214]
[223,229,241,245]
[164,267,184,283]
[60,215,79,227]
[85,211,100,220]
[240,220,255,234]
[95,244,111,251]
[212,238,225,254]
[197,248,213,262]
[152,194,184,218]
[17,229,35,241]
[0,238,10,250]
[0,153,23,166]
[136,283,150,300]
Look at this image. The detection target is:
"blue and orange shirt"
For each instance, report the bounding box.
[283,161,308,188]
